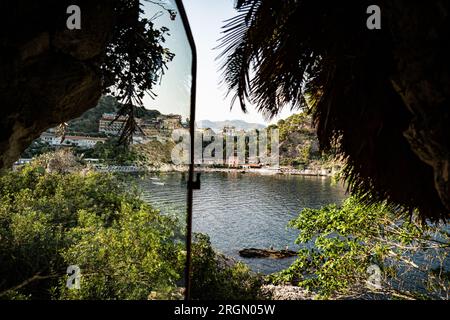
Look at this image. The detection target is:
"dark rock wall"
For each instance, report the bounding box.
[386,1,450,215]
[0,0,116,168]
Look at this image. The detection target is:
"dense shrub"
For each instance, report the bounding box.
[270,197,449,299]
[0,165,182,299]
[191,234,263,300]
[0,159,264,300]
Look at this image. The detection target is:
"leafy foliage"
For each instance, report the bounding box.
[133,140,176,167]
[67,96,119,134]
[217,0,319,118]
[101,1,175,145]
[190,234,263,300]
[66,95,162,135]
[57,203,183,300]
[0,164,182,299]
[83,138,140,165]
[83,137,175,166]
[0,155,264,300]
[275,113,323,167]
[269,197,450,299]
[21,141,56,159]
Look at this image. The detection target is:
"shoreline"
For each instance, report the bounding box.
[141,164,339,177]
[92,164,338,177]
[197,167,336,177]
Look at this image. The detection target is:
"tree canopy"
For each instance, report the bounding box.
[219,0,450,221]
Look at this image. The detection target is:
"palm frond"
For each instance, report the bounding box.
[218,0,450,221]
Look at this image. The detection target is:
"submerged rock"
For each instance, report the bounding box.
[239,248,297,259]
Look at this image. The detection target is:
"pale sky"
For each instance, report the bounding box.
[143,0,296,125]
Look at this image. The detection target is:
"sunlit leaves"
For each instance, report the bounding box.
[0,165,181,299]
[270,197,449,299]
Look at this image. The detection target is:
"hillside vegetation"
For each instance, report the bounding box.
[271,113,338,170]
[67,96,161,134]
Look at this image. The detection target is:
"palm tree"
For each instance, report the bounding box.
[218,0,450,221]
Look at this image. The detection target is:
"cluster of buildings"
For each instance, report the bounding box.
[38,113,184,149]
[198,125,246,137]
[35,114,275,168]
[195,125,277,168]
[98,113,183,137]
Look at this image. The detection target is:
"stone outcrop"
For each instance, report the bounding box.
[260,285,315,300]
[385,1,450,213]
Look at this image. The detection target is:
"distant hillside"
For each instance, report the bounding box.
[68,96,161,134]
[276,113,320,167]
[197,120,265,132]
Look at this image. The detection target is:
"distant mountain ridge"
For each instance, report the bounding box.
[197,120,266,132]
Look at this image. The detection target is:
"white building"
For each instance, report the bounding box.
[222,125,236,136]
[39,132,106,148]
[61,135,107,148]
[98,113,127,135]
[40,132,61,145]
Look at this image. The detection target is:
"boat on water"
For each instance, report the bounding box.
[152,181,165,186]
[150,177,160,181]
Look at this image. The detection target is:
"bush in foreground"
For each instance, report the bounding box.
[191,233,263,300]
[0,164,182,299]
[270,197,449,299]
[0,158,263,300]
